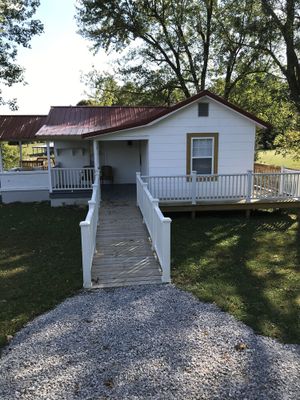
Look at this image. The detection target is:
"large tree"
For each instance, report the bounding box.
[212,0,271,99]
[77,0,299,153]
[258,0,300,112]
[76,0,216,97]
[0,0,43,108]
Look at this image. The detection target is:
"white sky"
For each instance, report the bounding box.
[0,0,112,115]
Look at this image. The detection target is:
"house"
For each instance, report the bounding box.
[0,90,272,203]
[1,90,299,287]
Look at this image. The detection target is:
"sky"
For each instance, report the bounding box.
[0,0,111,115]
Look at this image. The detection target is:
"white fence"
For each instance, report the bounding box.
[0,171,48,192]
[143,171,300,203]
[51,167,94,191]
[136,172,171,283]
[80,172,101,288]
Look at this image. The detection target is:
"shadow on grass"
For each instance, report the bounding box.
[0,202,86,348]
[171,210,300,343]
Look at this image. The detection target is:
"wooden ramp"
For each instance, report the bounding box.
[91,199,162,288]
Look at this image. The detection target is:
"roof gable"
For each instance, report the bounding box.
[83,90,270,138]
[0,91,270,141]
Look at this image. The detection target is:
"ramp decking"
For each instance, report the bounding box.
[91,197,162,288]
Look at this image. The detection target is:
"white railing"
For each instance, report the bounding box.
[136,172,171,283]
[79,171,101,288]
[142,171,300,203]
[0,170,48,192]
[51,167,94,191]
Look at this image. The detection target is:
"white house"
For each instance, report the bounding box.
[0,90,272,204]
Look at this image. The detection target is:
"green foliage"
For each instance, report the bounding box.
[76,0,217,96]
[212,73,299,149]
[0,0,43,108]
[79,70,185,106]
[257,149,300,169]
[274,130,300,160]
[0,143,19,170]
[77,0,300,154]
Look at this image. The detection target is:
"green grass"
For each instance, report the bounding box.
[257,150,300,169]
[172,211,300,344]
[0,203,86,348]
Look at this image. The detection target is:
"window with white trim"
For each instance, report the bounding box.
[191,137,214,174]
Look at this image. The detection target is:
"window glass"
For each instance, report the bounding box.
[192,158,212,174]
[191,137,213,174]
[192,139,212,157]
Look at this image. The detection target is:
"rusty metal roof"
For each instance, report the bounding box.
[36,106,168,138]
[83,90,271,138]
[0,91,270,141]
[0,115,47,141]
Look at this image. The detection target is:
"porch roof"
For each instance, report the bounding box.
[35,106,167,138]
[0,115,47,141]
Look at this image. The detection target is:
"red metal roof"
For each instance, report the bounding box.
[0,91,270,141]
[0,115,47,141]
[83,90,271,138]
[36,106,168,138]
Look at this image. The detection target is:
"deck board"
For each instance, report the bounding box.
[91,198,162,288]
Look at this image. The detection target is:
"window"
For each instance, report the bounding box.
[198,102,209,117]
[186,133,218,175]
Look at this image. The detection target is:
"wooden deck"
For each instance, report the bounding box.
[91,196,162,288]
[160,198,300,213]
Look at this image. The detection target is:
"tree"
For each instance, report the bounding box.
[76,0,216,98]
[212,0,271,99]
[253,0,300,111]
[212,73,299,149]
[274,130,300,159]
[78,69,185,106]
[77,0,299,156]
[0,142,19,169]
[0,0,43,108]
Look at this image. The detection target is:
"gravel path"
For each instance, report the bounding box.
[0,285,299,400]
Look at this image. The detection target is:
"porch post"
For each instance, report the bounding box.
[93,140,100,172]
[46,141,53,193]
[19,141,23,168]
[191,170,197,205]
[0,143,3,172]
[246,170,253,202]
[93,140,101,200]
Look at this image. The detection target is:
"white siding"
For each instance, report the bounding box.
[54,140,92,168]
[97,98,256,177]
[99,141,141,184]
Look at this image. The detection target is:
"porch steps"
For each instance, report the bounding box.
[91,200,162,288]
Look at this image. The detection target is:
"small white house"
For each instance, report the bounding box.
[1,89,299,208]
[0,90,273,205]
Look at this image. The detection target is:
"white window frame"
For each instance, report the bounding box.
[191,137,214,175]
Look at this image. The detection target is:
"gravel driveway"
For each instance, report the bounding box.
[0,285,299,400]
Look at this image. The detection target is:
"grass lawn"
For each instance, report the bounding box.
[257,149,300,169]
[0,203,86,348]
[172,211,300,344]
